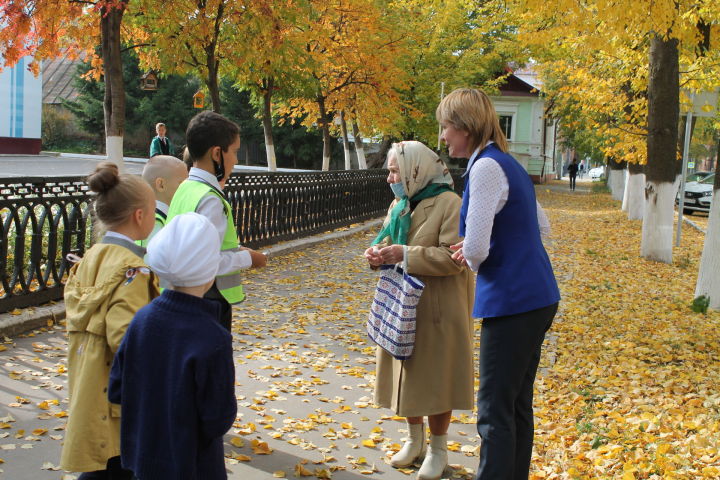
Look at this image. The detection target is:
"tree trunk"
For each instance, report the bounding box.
[100,2,127,171]
[353,120,367,169]
[207,61,221,114]
[318,96,332,171]
[206,2,224,114]
[641,34,680,264]
[339,110,352,170]
[622,162,645,220]
[695,148,720,310]
[366,135,393,169]
[262,78,277,171]
[608,157,627,201]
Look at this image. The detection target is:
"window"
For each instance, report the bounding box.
[498,115,513,140]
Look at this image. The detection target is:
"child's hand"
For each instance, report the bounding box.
[244,248,267,268]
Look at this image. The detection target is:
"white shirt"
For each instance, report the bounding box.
[188,168,252,273]
[462,145,551,272]
[156,200,169,216]
[104,231,135,244]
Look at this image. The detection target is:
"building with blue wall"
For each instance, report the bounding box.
[0,57,42,154]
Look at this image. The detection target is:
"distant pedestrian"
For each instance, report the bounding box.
[61,162,160,479]
[568,157,579,191]
[109,213,237,480]
[149,123,174,157]
[578,160,585,179]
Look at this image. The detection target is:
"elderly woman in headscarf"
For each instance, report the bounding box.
[364,141,474,480]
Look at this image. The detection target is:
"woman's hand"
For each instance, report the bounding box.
[378,245,404,265]
[364,247,383,267]
[450,241,467,267]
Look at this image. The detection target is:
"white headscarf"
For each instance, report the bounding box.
[390,141,454,198]
[146,212,220,287]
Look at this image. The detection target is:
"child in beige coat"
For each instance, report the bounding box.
[61,162,160,479]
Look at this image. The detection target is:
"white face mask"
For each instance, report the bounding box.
[390,182,406,198]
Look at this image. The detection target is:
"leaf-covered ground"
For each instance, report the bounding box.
[0,187,717,479]
[532,188,720,479]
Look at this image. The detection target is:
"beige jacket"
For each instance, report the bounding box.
[60,239,159,472]
[373,191,475,417]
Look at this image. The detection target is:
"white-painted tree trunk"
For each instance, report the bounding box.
[352,122,367,169]
[356,144,367,169]
[622,171,645,220]
[641,180,677,263]
[608,168,625,202]
[695,188,720,310]
[106,136,124,172]
[343,145,352,170]
[322,154,330,171]
[265,143,277,172]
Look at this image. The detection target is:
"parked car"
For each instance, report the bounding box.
[686,171,713,183]
[588,166,605,180]
[677,173,714,214]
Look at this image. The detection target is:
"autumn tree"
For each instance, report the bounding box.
[231,0,311,171]
[510,0,720,263]
[130,0,253,113]
[279,0,409,170]
[388,0,522,144]
[1,0,131,169]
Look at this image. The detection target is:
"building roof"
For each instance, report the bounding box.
[42,52,85,105]
[512,66,543,91]
[498,74,539,97]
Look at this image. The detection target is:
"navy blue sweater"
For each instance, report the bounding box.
[109,289,237,480]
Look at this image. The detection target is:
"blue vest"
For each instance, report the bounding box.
[460,144,560,318]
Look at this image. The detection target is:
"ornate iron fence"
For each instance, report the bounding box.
[0,169,465,313]
[0,177,94,313]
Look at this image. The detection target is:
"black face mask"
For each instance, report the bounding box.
[213,151,225,182]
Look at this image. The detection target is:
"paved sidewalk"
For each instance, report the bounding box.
[0,230,482,480]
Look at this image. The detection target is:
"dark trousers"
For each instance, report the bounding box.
[569,174,577,190]
[77,456,134,480]
[204,283,232,331]
[475,302,558,480]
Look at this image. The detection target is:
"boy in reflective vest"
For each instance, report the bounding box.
[167,111,267,330]
[138,155,188,248]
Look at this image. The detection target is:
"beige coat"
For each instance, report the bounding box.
[61,243,159,472]
[374,191,475,417]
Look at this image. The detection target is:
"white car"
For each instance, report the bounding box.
[588,167,605,180]
[677,173,714,214]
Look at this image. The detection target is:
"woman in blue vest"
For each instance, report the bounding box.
[436,88,560,480]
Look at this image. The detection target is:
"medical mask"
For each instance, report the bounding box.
[390,182,406,198]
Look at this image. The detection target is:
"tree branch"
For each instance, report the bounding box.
[121,43,154,52]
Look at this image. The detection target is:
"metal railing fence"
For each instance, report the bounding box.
[0,169,464,313]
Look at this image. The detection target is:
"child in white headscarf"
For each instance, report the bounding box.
[108,213,237,480]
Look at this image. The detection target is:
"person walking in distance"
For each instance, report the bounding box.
[568,157,579,191]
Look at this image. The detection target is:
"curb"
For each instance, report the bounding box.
[682,217,707,234]
[264,218,383,258]
[0,303,66,339]
[0,218,384,338]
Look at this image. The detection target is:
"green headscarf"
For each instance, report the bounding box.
[371,141,455,246]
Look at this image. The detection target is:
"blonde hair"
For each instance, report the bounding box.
[436,88,509,153]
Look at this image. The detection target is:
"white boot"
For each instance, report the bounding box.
[390,422,426,467]
[417,433,447,480]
